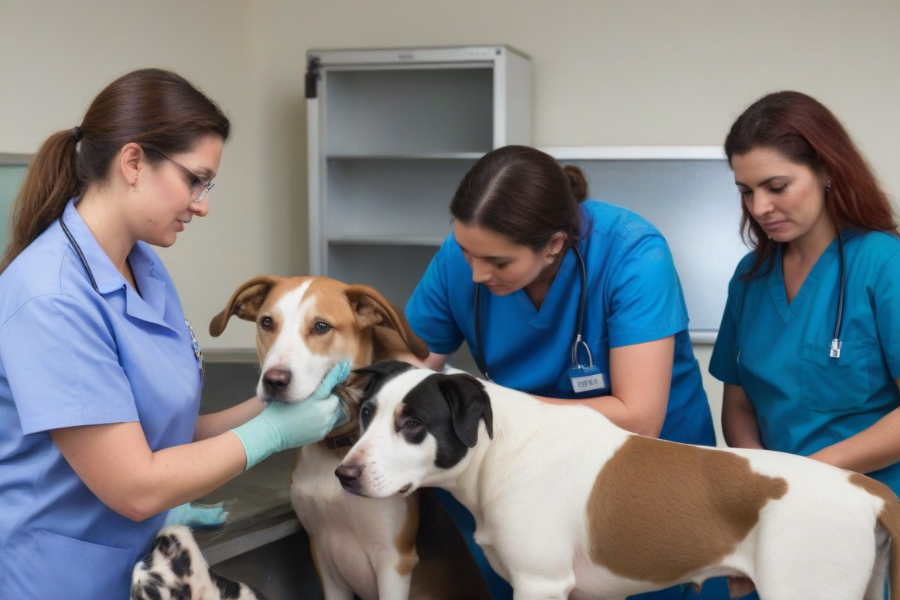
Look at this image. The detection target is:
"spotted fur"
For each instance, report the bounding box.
[131,525,264,600]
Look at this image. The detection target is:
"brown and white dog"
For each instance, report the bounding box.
[337,360,900,600]
[209,276,492,600]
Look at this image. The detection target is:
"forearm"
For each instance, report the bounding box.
[808,407,900,474]
[129,432,248,519]
[52,423,248,522]
[535,394,664,437]
[721,401,765,449]
[195,396,265,441]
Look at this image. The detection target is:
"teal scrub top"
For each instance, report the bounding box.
[0,201,203,599]
[407,200,714,445]
[710,230,900,492]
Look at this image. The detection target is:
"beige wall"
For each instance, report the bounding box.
[2,0,899,442]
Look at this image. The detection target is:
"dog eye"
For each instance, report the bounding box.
[313,321,332,334]
[259,316,274,330]
[403,419,421,430]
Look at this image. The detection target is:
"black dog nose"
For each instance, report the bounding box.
[335,464,362,492]
[263,369,291,394]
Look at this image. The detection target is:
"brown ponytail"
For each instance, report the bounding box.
[450,145,591,251]
[1,68,230,273]
[563,164,589,203]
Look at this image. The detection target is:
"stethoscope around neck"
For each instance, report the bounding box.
[57,214,206,376]
[473,244,589,381]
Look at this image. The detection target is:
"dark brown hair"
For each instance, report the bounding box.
[1,68,231,273]
[450,145,589,251]
[724,90,897,278]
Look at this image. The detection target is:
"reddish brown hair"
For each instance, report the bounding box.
[1,68,230,273]
[450,145,589,251]
[724,91,897,278]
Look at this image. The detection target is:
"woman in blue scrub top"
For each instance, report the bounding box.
[0,69,347,599]
[710,91,900,599]
[406,145,715,600]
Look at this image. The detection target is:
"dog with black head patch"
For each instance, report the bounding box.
[337,360,900,600]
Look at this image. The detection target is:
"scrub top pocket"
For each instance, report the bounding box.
[801,339,872,412]
[5,530,134,599]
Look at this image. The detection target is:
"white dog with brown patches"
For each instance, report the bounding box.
[209,277,491,600]
[337,360,900,600]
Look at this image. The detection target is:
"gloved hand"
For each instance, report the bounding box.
[232,360,350,470]
[164,502,228,528]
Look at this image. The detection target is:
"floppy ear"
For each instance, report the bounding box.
[437,374,493,447]
[209,276,281,337]
[345,284,430,359]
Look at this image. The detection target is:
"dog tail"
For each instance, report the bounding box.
[850,473,900,600]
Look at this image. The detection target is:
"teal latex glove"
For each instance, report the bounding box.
[232,360,350,470]
[164,502,228,528]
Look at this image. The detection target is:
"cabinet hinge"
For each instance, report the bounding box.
[305,57,321,99]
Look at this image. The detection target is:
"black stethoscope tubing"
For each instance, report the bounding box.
[474,244,588,380]
[58,214,205,374]
[831,233,845,358]
[59,215,100,293]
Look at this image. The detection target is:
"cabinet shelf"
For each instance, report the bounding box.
[326,152,487,160]
[327,236,446,246]
[307,45,533,310]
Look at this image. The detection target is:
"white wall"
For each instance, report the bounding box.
[2,0,899,442]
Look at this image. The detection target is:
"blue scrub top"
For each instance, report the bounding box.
[710,230,900,493]
[407,200,713,445]
[0,201,202,599]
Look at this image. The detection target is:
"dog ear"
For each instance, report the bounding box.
[209,276,281,337]
[353,360,415,384]
[345,285,430,359]
[437,374,493,447]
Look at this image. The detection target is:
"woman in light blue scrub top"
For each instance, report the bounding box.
[0,69,345,599]
[406,145,715,600]
[709,91,900,600]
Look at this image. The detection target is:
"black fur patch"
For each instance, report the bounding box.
[395,372,493,469]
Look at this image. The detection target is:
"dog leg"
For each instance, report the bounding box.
[374,567,413,600]
[507,571,575,600]
[311,546,355,600]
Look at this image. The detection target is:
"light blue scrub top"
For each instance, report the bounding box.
[407,200,714,445]
[0,201,202,599]
[710,230,900,493]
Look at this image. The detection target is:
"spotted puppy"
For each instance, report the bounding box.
[131,525,264,600]
[337,361,900,600]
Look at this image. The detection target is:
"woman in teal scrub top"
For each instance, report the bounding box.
[710,91,900,597]
[407,145,715,600]
[0,69,346,599]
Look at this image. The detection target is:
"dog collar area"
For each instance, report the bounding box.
[324,431,359,449]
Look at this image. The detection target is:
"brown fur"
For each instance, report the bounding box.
[850,473,900,600]
[587,436,788,585]
[211,276,489,600]
[395,493,421,576]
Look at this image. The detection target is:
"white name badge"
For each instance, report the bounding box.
[568,365,607,394]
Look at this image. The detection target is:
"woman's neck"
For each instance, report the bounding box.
[783,217,836,267]
[523,248,566,310]
[75,189,135,278]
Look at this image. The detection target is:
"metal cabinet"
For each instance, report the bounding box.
[306,46,532,307]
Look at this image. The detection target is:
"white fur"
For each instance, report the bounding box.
[341,369,897,600]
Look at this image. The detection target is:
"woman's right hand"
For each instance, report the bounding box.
[231,360,350,470]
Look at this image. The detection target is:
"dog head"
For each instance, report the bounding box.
[335,360,493,498]
[209,276,429,404]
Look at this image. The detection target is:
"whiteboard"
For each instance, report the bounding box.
[542,147,750,344]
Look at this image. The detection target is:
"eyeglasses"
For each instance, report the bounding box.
[145,147,215,203]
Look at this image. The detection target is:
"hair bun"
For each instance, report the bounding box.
[562,165,589,202]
